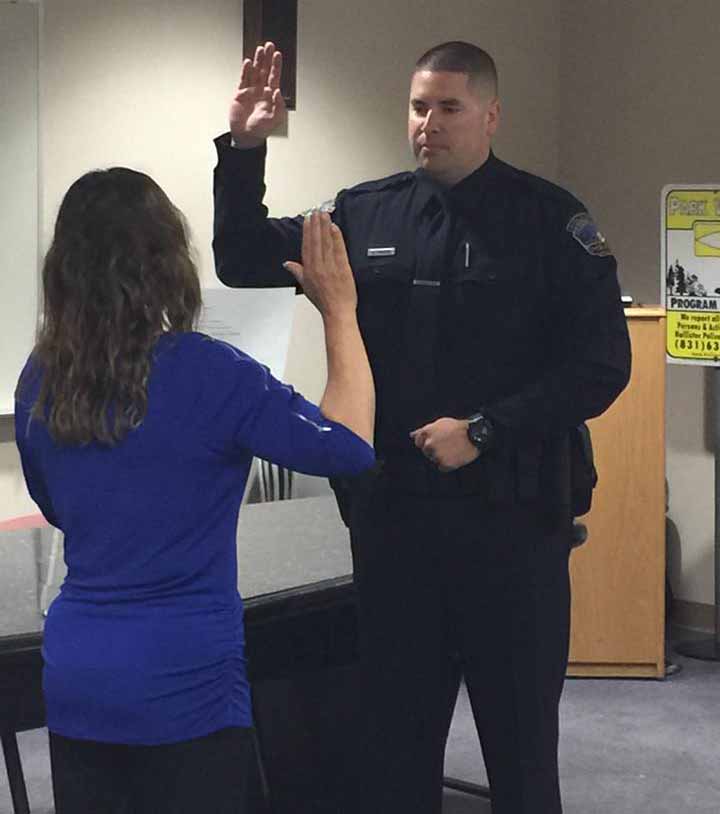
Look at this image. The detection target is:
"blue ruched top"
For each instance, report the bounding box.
[14,332,374,745]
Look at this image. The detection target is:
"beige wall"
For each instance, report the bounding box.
[1,0,561,515]
[558,0,720,606]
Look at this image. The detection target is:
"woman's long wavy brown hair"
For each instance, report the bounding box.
[22,168,202,445]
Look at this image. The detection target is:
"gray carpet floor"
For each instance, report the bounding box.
[444,645,720,813]
[2,640,719,813]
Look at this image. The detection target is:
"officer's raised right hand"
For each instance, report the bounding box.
[229,41,286,149]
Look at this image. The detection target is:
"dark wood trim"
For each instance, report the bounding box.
[243,0,298,110]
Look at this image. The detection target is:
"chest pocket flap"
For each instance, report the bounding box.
[460,256,527,285]
[352,245,413,285]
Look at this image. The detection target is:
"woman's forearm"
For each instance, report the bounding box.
[319,312,375,446]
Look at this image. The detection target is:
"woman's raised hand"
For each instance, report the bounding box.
[284,212,357,319]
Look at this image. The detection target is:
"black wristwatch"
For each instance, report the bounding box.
[467,413,496,454]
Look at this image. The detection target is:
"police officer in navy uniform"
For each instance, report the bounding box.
[213,40,631,814]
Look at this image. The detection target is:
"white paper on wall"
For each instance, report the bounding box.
[198,287,297,379]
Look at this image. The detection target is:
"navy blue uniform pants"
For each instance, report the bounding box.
[349,489,572,814]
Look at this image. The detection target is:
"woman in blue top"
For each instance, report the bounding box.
[14,168,375,814]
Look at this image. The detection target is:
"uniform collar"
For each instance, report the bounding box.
[448,150,500,204]
[414,167,449,216]
[414,150,500,214]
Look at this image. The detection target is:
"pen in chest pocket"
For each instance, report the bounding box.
[464,242,471,268]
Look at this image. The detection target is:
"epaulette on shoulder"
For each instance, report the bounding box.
[343,172,415,197]
[494,158,583,214]
[493,157,611,256]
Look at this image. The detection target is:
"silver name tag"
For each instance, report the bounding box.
[367,247,396,258]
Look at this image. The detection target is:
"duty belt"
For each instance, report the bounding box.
[373,454,504,499]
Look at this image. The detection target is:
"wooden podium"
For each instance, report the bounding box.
[568,307,666,678]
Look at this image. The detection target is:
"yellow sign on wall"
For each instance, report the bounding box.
[662,186,720,365]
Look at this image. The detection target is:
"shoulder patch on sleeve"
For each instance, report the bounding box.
[300,198,336,218]
[566,212,612,257]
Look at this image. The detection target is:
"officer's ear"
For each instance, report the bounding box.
[485,98,500,137]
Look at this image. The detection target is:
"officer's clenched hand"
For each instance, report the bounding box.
[229,41,286,148]
[284,212,357,319]
[410,418,479,472]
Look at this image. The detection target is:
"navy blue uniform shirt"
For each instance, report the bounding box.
[213,136,631,503]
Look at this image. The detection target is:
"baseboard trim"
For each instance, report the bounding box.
[567,663,663,679]
[672,599,715,633]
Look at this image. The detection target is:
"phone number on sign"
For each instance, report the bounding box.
[673,338,720,352]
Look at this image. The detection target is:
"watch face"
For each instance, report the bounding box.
[469,420,485,446]
[468,416,492,450]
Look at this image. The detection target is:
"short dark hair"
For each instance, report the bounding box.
[415,41,498,96]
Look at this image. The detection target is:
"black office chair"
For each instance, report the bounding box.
[1,731,32,814]
[257,459,294,502]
